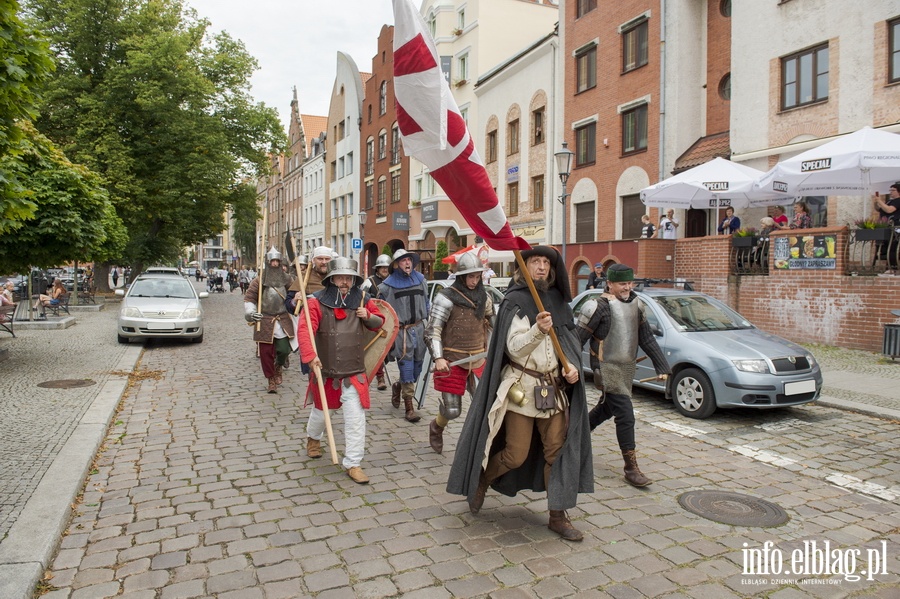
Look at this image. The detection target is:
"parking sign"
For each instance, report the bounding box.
[352,238,362,250]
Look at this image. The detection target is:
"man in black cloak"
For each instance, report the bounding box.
[446,246,593,541]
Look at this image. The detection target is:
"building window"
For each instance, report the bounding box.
[719,73,732,100]
[338,157,344,179]
[577,0,596,18]
[338,120,345,140]
[377,178,386,217]
[575,122,596,167]
[330,161,336,182]
[378,132,387,160]
[460,106,468,125]
[508,119,519,155]
[391,172,401,203]
[532,176,544,212]
[427,12,436,38]
[507,182,519,216]
[366,140,374,175]
[486,130,498,162]
[391,127,401,165]
[415,178,422,201]
[532,108,544,145]
[380,81,387,115]
[368,104,372,123]
[457,53,469,84]
[622,104,648,154]
[622,19,648,73]
[781,43,829,109]
[346,152,353,175]
[576,45,597,93]
[575,202,595,243]
[457,8,465,30]
[366,182,374,210]
[890,17,900,83]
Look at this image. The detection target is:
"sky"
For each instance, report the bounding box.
[186,0,399,131]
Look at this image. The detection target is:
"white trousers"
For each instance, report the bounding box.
[306,382,366,470]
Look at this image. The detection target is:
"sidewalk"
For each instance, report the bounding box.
[0,296,898,598]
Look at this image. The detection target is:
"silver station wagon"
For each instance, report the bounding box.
[116,274,208,344]
[571,287,822,419]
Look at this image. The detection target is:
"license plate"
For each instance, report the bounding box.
[784,379,816,395]
[147,322,175,330]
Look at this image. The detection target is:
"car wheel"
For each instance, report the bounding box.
[672,368,717,419]
[191,334,203,344]
[117,334,129,344]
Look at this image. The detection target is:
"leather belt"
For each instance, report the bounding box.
[509,360,554,380]
[400,319,423,329]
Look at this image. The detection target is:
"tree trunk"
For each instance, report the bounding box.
[95,263,112,293]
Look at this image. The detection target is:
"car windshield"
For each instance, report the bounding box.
[653,295,753,332]
[129,278,194,299]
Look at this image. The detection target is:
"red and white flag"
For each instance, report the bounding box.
[392,0,530,252]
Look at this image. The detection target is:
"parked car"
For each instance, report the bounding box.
[144,266,183,276]
[57,267,88,292]
[570,287,822,419]
[6,270,50,296]
[426,278,505,306]
[115,274,208,344]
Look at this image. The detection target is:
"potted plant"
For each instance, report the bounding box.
[852,217,894,241]
[451,27,463,36]
[453,79,467,88]
[433,241,450,279]
[731,227,759,248]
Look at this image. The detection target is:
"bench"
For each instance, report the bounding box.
[78,283,95,305]
[45,293,70,317]
[0,304,15,337]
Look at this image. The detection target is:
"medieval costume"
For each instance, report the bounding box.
[575,263,671,487]
[297,258,385,484]
[447,246,593,541]
[379,248,429,422]
[363,253,392,390]
[424,252,494,454]
[243,247,296,393]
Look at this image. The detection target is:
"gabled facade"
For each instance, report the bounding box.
[302,132,328,255]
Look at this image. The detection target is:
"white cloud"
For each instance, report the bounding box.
[187,0,397,129]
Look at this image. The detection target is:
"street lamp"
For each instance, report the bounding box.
[358,210,368,275]
[554,141,574,268]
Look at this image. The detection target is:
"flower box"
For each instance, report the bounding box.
[854,228,893,241]
[732,236,758,248]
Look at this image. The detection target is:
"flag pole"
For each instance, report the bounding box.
[513,249,571,373]
[289,235,339,465]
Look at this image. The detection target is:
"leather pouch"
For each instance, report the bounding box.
[533,385,556,411]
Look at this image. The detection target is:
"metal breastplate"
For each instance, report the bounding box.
[261,285,287,315]
[603,298,639,364]
[443,305,486,363]
[316,307,365,379]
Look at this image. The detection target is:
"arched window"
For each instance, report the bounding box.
[574,261,591,294]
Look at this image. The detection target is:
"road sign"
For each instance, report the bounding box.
[352,238,362,250]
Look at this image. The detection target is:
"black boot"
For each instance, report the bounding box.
[391,382,401,409]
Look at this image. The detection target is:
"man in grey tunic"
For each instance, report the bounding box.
[575,263,671,487]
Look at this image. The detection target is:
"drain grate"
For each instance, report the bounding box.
[678,490,789,527]
[37,379,97,389]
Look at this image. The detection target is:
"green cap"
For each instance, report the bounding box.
[606,264,634,283]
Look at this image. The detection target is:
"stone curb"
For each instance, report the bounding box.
[0,344,142,599]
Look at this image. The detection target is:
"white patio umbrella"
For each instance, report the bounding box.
[640,157,778,210]
[752,126,900,204]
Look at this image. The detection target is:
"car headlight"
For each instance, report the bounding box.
[181,308,201,319]
[806,354,816,368]
[733,359,770,373]
[122,307,143,318]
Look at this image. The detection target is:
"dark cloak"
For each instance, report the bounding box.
[446,278,594,511]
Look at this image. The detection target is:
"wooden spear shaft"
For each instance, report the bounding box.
[512,249,571,373]
[289,234,339,465]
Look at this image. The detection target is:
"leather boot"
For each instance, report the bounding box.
[402,383,420,422]
[376,374,387,391]
[267,377,277,393]
[622,449,652,487]
[548,510,584,542]
[391,382,401,408]
[306,438,322,459]
[274,365,283,386]
[469,470,491,514]
[428,419,444,454]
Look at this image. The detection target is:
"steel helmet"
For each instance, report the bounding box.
[374,254,392,269]
[265,246,283,262]
[391,248,420,267]
[455,252,485,276]
[323,257,363,286]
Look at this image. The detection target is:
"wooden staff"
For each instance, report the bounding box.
[513,249,571,373]
[288,233,339,465]
[256,207,269,332]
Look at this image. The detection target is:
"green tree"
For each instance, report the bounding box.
[230,181,259,266]
[434,240,449,272]
[27,0,286,282]
[0,0,55,231]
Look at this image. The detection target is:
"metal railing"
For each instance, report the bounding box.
[846,228,898,276]
[731,238,770,276]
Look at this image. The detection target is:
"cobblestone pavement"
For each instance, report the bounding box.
[2,285,898,598]
[0,304,131,541]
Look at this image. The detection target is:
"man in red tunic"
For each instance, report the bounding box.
[298,258,385,484]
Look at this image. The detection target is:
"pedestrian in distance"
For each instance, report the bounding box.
[297,257,385,484]
[575,263,671,487]
[585,262,604,289]
[640,214,655,239]
[379,248,429,423]
[424,252,494,454]
[447,246,593,542]
[659,209,679,239]
[717,206,741,235]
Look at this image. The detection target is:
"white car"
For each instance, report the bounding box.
[116,274,208,343]
[144,266,183,276]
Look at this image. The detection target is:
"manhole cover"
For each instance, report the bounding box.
[37,379,97,389]
[678,490,789,527]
